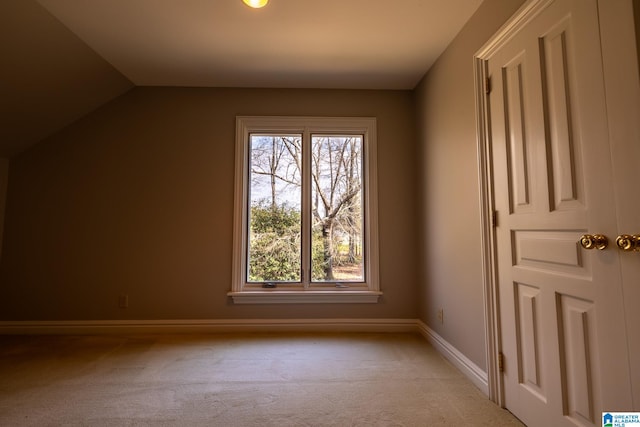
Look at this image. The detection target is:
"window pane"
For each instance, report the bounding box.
[311,135,364,282]
[248,135,302,282]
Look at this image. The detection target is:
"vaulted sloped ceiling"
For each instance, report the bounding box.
[35,0,483,90]
[0,0,133,158]
[1,0,484,158]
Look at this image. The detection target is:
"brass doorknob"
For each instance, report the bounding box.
[579,234,608,250]
[616,235,640,252]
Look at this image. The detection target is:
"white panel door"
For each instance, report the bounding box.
[485,0,634,425]
[597,0,640,409]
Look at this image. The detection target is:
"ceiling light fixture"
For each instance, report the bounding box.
[243,0,269,8]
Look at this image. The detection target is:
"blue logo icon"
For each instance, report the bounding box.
[603,413,613,427]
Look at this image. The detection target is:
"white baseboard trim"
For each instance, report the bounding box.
[0,318,418,335]
[416,320,489,396]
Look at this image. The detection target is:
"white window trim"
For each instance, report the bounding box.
[229,116,381,304]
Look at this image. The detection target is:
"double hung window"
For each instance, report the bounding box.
[230,117,380,303]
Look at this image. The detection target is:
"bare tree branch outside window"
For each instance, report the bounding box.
[248,134,363,283]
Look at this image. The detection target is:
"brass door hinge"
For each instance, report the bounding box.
[498,352,505,372]
[491,210,498,228]
[485,77,492,94]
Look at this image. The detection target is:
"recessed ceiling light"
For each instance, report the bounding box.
[243,0,269,8]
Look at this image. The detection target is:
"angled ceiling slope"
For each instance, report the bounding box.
[0,0,133,158]
[36,0,483,90]
[2,0,483,157]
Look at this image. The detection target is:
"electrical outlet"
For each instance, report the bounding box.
[118,294,129,309]
[437,308,444,324]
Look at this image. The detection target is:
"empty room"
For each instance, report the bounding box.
[1,0,638,426]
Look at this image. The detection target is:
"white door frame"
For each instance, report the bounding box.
[473,0,640,407]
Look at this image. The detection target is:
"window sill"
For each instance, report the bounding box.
[227,290,382,304]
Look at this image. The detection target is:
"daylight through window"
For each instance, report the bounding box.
[230,117,380,303]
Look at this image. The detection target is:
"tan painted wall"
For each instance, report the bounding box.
[0,159,8,260]
[635,0,640,75]
[0,87,418,321]
[414,0,525,370]
[0,0,133,157]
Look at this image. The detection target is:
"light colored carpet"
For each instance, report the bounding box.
[0,332,524,426]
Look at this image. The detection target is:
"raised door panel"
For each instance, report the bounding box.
[541,17,585,212]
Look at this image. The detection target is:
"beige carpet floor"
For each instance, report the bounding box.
[0,332,524,426]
